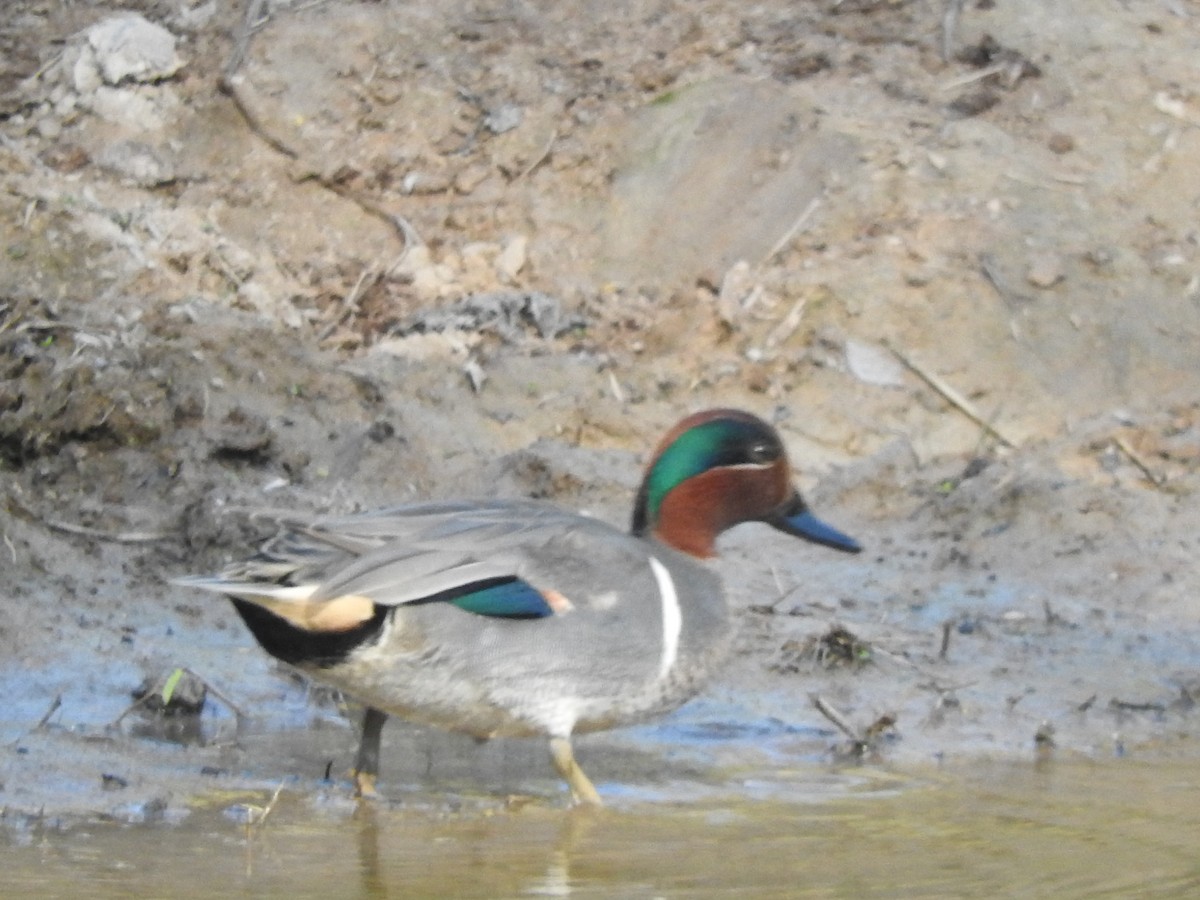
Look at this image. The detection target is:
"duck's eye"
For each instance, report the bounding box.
[746,442,777,464]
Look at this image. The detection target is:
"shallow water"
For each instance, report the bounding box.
[3,757,1198,898]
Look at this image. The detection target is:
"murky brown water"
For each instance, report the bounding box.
[3,757,1198,898]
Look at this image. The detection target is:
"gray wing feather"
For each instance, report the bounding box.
[195,500,620,609]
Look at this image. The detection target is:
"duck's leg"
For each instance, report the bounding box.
[353,706,388,798]
[549,736,602,806]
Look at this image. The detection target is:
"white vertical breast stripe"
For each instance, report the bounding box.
[648,556,681,681]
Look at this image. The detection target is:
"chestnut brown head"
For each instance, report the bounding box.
[631,409,861,559]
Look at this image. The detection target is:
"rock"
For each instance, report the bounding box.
[460,242,499,291]
[403,171,452,194]
[34,116,62,140]
[845,339,906,388]
[86,14,183,85]
[72,49,104,94]
[238,282,303,329]
[717,260,757,326]
[90,85,176,130]
[176,0,218,31]
[454,164,491,194]
[411,265,446,301]
[1026,252,1064,289]
[396,243,434,276]
[484,103,523,135]
[373,331,480,361]
[132,669,206,715]
[396,291,581,341]
[496,235,528,281]
[94,140,175,187]
[1047,132,1075,154]
[39,144,90,173]
[393,244,444,299]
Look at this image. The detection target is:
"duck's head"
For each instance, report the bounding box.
[631,409,861,559]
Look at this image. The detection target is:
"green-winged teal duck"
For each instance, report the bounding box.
[176,408,861,804]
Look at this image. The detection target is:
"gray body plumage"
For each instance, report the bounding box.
[184,500,733,741]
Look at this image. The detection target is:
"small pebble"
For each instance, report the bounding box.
[495,235,528,281]
[1047,132,1075,154]
[1026,252,1064,288]
[35,116,62,140]
[454,164,490,195]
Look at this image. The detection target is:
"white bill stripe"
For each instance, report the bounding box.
[648,556,681,681]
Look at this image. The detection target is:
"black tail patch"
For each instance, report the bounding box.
[230,598,389,669]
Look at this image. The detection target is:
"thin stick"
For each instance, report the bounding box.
[35,518,171,544]
[810,693,863,744]
[761,196,822,266]
[321,177,424,248]
[1113,435,1165,488]
[763,297,807,350]
[607,371,625,404]
[112,670,247,727]
[884,341,1019,448]
[315,176,423,248]
[183,668,248,724]
[514,128,558,181]
[34,693,63,730]
[6,494,173,544]
[940,0,966,62]
[217,74,299,159]
[978,253,1034,306]
[223,0,271,79]
[28,49,65,83]
[317,266,376,341]
[342,266,375,313]
[252,781,287,830]
[112,693,155,727]
[5,693,64,747]
[941,63,1008,92]
[217,76,422,253]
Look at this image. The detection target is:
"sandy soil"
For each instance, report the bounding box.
[1,0,1199,824]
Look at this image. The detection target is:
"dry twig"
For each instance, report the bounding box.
[183,667,248,723]
[223,0,271,79]
[33,693,63,730]
[514,128,558,181]
[810,693,864,745]
[884,341,1019,448]
[761,196,822,267]
[317,266,378,341]
[6,493,173,544]
[1113,435,1165,488]
[6,693,64,747]
[217,74,422,254]
[248,781,287,831]
[939,620,953,660]
[217,74,298,159]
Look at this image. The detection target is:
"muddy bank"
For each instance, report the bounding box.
[2,293,1197,825]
